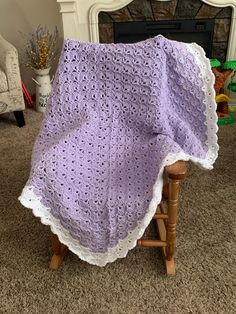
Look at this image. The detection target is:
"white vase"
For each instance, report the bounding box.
[33,68,52,113]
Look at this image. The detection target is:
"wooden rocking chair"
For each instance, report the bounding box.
[49,161,187,276]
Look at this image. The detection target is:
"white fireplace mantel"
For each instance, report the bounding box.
[57,0,236,60]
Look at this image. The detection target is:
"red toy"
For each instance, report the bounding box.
[21,81,34,108]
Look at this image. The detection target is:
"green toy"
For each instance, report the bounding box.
[222,60,236,92]
[210,59,221,68]
[210,59,235,125]
[217,112,235,125]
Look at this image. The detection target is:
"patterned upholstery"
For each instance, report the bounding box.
[0,69,8,93]
[0,35,25,114]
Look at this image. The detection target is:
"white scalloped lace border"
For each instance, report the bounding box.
[18,42,218,266]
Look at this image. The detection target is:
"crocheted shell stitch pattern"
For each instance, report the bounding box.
[19,35,218,266]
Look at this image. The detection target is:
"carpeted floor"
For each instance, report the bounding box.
[0,109,235,314]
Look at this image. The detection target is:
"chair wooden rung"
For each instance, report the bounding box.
[49,161,187,276]
[137,239,167,247]
[153,213,168,219]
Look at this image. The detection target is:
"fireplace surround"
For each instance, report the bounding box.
[100,1,232,62]
[56,0,236,59]
[56,0,236,104]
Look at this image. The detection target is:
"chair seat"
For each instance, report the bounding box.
[0,68,8,93]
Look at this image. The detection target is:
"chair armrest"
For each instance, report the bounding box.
[0,35,22,91]
[165,161,187,180]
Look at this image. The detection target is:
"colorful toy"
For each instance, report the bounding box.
[210,59,232,96]
[21,81,34,108]
[210,59,235,125]
[223,60,236,92]
[215,94,230,114]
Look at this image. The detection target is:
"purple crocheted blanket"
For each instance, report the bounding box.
[19,35,218,266]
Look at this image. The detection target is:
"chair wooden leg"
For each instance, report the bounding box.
[165,178,181,275]
[14,110,25,127]
[163,183,169,199]
[49,231,68,270]
[154,207,174,276]
[138,162,187,275]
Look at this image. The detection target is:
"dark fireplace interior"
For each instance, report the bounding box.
[114,19,214,58]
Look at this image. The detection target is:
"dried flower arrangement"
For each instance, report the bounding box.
[21,25,59,70]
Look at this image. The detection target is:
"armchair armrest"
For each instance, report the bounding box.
[0,35,22,91]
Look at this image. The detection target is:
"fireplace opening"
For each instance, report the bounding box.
[114,19,214,58]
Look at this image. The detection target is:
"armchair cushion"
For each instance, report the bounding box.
[0,34,25,114]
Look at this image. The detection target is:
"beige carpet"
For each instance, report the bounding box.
[0,109,235,314]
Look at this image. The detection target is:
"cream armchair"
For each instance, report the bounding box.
[0,35,25,127]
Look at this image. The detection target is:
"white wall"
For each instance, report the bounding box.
[0,0,64,93]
